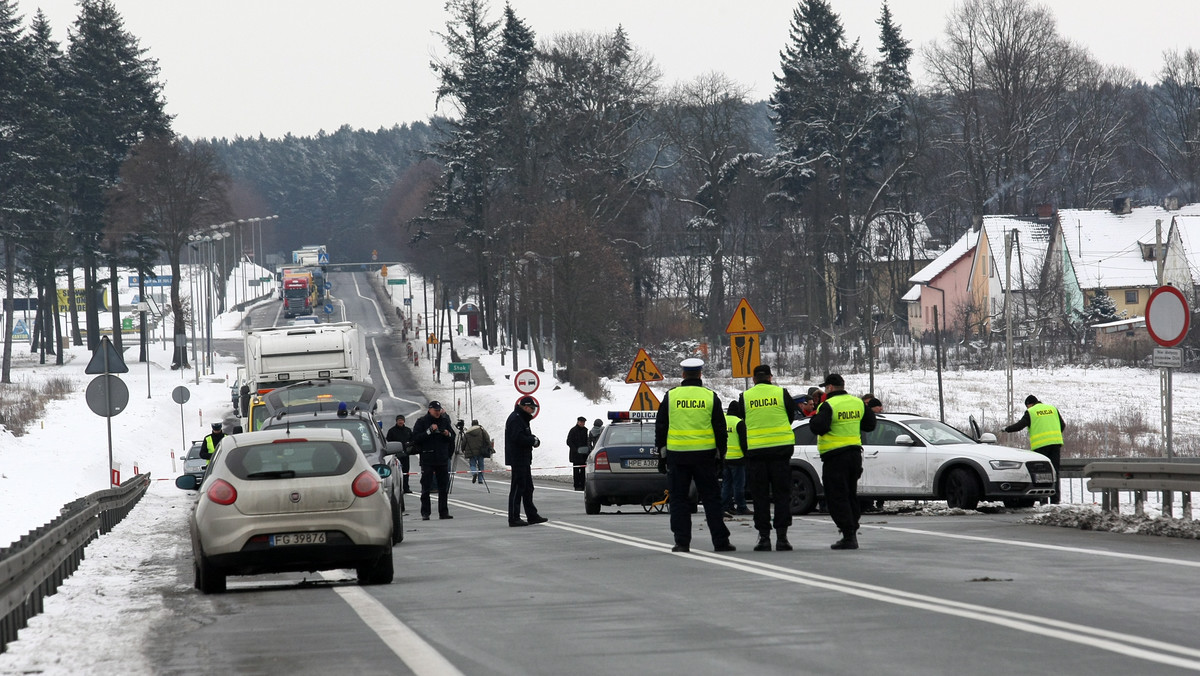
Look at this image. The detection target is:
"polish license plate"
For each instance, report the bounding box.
[270,532,326,546]
[625,458,658,469]
[1033,473,1054,483]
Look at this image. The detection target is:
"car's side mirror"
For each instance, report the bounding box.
[384,441,406,457]
[373,464,393,478]
[978,432,997,444]
[175,474,199,490]
[894,434,916,446]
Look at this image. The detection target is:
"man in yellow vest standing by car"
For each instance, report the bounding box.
[200,422,225,467]
[654,358,735,554]
[810,374,876,550]
[1004,395,1065,504]
[737,364,799,552]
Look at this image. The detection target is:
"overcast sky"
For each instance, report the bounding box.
[19,0,1199,140]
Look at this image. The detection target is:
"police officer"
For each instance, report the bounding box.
[809,373,876,550]
[1004,394,1065,504]
[738,364,799,551]
[410,401,457,520]
[721,401,749,517]
[654,358,735,554]
[200,422,224,466]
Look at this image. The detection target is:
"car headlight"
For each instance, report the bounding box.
[989,460,1023,470]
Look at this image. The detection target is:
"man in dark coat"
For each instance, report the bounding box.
[567,416,590,490]
[506,396,548,527]
[409,401,456,520]
[385,414,413,493]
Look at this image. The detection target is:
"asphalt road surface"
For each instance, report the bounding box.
[142,272,1200,674]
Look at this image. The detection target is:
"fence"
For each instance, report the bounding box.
[1060,458,1200,517]
[0,473,151,654]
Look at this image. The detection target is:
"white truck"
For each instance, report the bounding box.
[240,321,369,430]
[292,245,326,267]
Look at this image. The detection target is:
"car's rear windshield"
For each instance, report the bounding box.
[601,424,655,446]
[225,440,357,479]
[266,418,376,454]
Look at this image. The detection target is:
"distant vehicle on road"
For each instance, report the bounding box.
[182,440,206,485]
[787,412,1057,514]
[175,427,394,594]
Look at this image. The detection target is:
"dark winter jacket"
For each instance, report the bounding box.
[566,424,590,463]
[587,423,603,449]
[385,424,412,453]
[505,405,539,467]
[410,411,457,466]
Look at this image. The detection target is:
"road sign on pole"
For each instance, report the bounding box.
[729,334,762,378]
[515,369,540,395]
[630,383,660,411]
[624,348,663,383]
[725,298,765,334]
[1146,285,1190,347]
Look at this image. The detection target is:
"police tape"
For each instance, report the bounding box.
[396,464,583,476]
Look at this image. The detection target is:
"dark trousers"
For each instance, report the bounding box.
[420,465,450,517]
[399,454,411,492]
[666,450,730,547]
[721,462,746,511]
[572,464,586,490]
[508,464,541,523]
[746,453,792,534]
[1035,444,1062,504]
[821,447,863,535]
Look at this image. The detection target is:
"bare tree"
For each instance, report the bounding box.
[1145,48,1200,201]
[108,135,230,369]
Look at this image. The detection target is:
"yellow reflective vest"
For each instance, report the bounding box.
[816,394,865,454]
[724,414,744,460]
[742,383,793,450]
[665,386,717,451]
[1027,403,1064,450]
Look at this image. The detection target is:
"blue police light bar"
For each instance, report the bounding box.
[607,411,657,421]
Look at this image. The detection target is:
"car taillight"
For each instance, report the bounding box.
[594,451,610,471]
[207,479,237,505]
[352,470,380,497]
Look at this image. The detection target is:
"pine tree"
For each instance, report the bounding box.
[0,0,29,381]
[62,0,170,349]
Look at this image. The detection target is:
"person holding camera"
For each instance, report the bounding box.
[410,400,457,520]
[505,396,548,527]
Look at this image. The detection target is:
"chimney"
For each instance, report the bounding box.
[1036,203,1054,219]
[1164,196,1180,211]
[971,214,983,232]
[1112,197,1132,215]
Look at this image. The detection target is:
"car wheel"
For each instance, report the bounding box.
[945,467,982,510]
[196,553,226,594]
[789,470,817,515]
[391,497,404,544]
[585,493,601,515]
[357,548,394,585]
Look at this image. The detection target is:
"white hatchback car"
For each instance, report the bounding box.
[175,427,394,593]
[788,412,1056,513]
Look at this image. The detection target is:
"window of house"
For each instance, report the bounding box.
[1125,290,1138,304]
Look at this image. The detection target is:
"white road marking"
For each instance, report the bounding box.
[847,522,1200,570]
[351,271,388,327]
[450,499,1200,671]
[321,572,464,676]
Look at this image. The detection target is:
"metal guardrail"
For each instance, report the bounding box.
[0,473,151,654]
[1082,462,1200,518]
[1058,457,1200,478]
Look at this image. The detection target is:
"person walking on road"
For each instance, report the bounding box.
[410,401,457,520]
[1004,395,1065,504]
[721,401,749,517]
[654,358,735,554]
[506,396,548,527]
[567,416,590,490]
[385,414,414,493]
[738,364,799,552]
[460,419,492,484]
[810,373,876,550]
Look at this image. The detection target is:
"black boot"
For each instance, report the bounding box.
[775,529,792,551]
[830,531,859,550]
[754,533,772,551]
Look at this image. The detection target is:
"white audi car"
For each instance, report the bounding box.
[176,427,394,593]
[787,412,1056,513]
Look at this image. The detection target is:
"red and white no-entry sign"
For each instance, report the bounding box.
[1145,285,1190,347]
[514,369,540,395]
